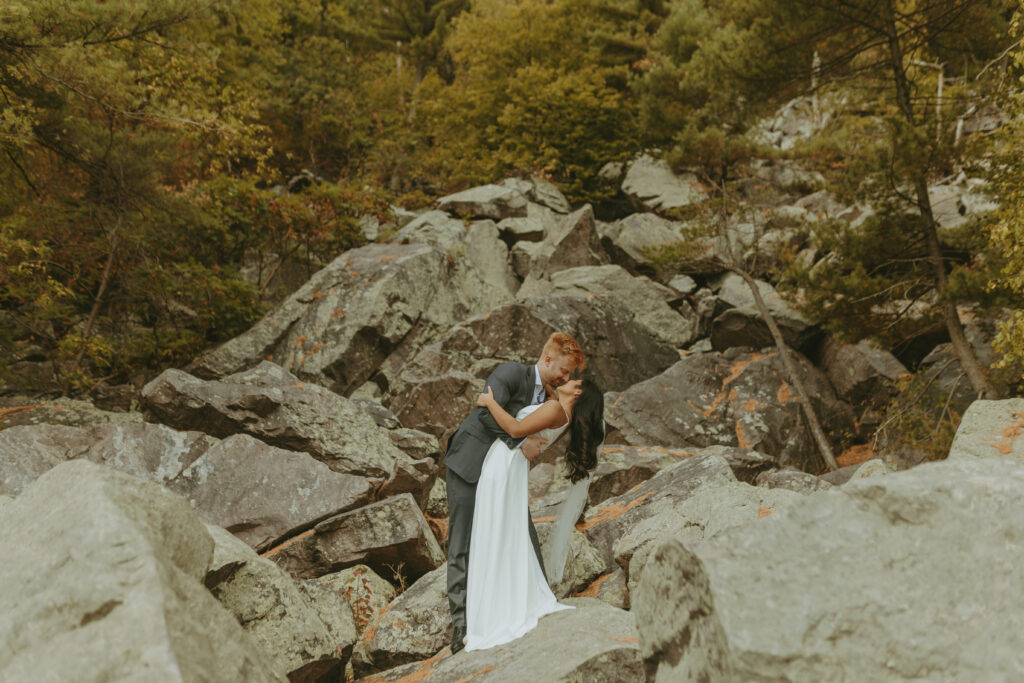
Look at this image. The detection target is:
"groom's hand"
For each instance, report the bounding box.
[521,437,547,463]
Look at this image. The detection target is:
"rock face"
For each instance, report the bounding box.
[435,183,528,219]
[386,293,680,442]
[599,212,683,273]
[948,398,1024,460]
[518,265,700,348]
[634,540,735,682]
[622,153,707,211]
[358,598,642,683]
[205,524,356,682]
[142,362,408,478]
[0,396,142,429]
[0,421,212,497]
[605,350,854,470]
[266,493,444,583]
[693,457,1024,681]
[518,204,608,279]
[0,461,282,682]
[316,565,397,636]
[822,339,907,406]
[188,239,515,395]
[171,433,374,551]
[710,273,817,352]
[350,565,451,676]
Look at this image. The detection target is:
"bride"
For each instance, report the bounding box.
[463,376,604,652]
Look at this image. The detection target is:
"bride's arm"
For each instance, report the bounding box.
[476,387,567,439]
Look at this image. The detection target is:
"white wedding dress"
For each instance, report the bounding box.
[464,403,574,651]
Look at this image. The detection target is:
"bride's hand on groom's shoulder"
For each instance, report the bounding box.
[476,386,495,407]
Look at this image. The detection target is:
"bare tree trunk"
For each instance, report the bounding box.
[74,219,121,371]
[881,4,998,399]
[729,267,840,471]
[714,171,839,471]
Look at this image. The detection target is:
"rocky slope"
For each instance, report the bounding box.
[0,159,1019,682]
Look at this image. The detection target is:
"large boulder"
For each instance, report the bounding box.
[710,273,818,352]
[142,362,408,478]
[689,457,1024,681]
[0,422,212,497]
[386,294,681,443]
[515,204,608,280]
[605,350,854,471]
[357,598,642,682]
[622,153,707,211]
[821,338,907,406]
[579,453,736,568]
[315,565,397,636]
[435,184,528,219]
[266,493,444,583]
[171,433,374,552]
[598,212,684,274]
[0,396,142,429]
[205,524,356,682]
[499,175,572,214]
[350,565,451,676]
[0,461,282,682]
[518,265,700,348]
[188,239,515,395]
[497,201,561,245]
[634,540,735,682]
[948,398,1024,460]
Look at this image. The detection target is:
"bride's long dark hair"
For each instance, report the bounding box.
[565,379,604,483]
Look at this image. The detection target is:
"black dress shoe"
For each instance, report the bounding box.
[451,625,466,654]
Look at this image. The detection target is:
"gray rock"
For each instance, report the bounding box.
[928,177,998,230]
[350,564,451,676]
[424,477,448,518]
[587,444,703,507]
[523,204,609,280]
[316,565,397,637]
[436,183,528,219]
[205,524,355,682]
[500,176,572,214]
[387,427,441,461]
[536,525,607,599]
[0,396,142,429]
[0,461,281,682]
[615,480,802,598]
[668,274,698,296]
[844,458,889,483]
[599,212,683,273]
[694,457,1024,681]
[0,422,213,497]
[634,540,735,682]
[576,567,630,610]
[496,201,561,244]
[359,598,642,682]
[756,468,834,493]
[948,398,1024,460]
[622,153,707,211]
[266,493,444,582]
[580,454,737,568]
[604,350,854,471]
[142,363,408,478]
[822,339,907,406]
[188,240,515,395]
[172,433,374,552]
[710,273,816,352]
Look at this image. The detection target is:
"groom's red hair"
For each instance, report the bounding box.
[542,332,586,371]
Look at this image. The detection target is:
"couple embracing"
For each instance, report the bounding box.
[444,333,605,654]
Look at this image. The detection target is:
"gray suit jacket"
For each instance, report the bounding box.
[445,362,536,484]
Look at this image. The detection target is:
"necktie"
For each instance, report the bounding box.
[533,384,544,404]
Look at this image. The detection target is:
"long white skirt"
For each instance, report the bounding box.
[464,438,572,651]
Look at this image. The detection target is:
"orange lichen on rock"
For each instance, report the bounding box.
[735,421,751,448]
[757,506,772,519]
[357,648,446,683]
[577,491,654,531]
[836,443,875,467]
[721,352,767,387]
[610,635,639,644]
[777,382,793,403]
[573,572,614,598]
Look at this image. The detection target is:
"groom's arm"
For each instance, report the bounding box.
[475,363,522,448]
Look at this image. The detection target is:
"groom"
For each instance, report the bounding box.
[444,332,585,653]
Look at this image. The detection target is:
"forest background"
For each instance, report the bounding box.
[1,0,1023,411]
